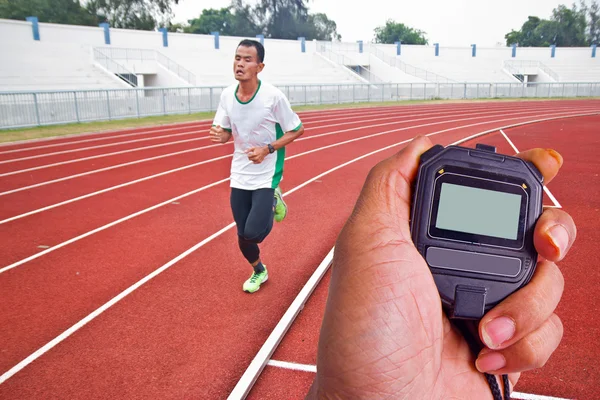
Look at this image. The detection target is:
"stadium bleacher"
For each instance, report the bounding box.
[1,17,599,93]
[0,41,126,91]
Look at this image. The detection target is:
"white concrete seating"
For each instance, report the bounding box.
[545,61,600,82]
[160,47,361,86]
[0,41,123,91]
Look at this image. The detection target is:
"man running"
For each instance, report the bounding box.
[209,39,304,293]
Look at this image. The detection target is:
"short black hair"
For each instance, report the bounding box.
[237,39,265,63]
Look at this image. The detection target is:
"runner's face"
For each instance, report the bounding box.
[234,46,264,82]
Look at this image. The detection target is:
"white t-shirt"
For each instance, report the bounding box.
[213,81,302,190]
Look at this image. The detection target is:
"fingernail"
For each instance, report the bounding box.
[547,224,569,257]
[482,316,515,349]
[546,149,563,165]
[476,352,506,373]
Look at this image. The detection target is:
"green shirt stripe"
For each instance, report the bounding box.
[271,123,286,189]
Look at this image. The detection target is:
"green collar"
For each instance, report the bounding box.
[235,80,261,105]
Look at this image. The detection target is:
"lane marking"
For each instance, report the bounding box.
[500,129,562,208]
[0,144,225,197]
[2,109,588,224]
[267,360,317,373]
[512,392,573,400]
[1,112,595,386]
[0,104,563,177]
[0,136,209,178]
[1,103,589,177]
[0,154,232,225]
[0,102,549,156]
[0,130,210,164]
[0,220,236,385]
[233,247,334,400]
[0,124,211,155]
[0,105,555,190]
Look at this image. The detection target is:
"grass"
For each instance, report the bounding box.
[1,97,598,144]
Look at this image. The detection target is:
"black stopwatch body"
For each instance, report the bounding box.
[410,144,544,319]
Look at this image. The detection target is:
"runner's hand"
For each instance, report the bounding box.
[209,125,230,144]
[246,146,269,164]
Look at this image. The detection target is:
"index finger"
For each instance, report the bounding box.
[515,148,563,185]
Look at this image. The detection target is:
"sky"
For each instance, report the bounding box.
[172,0,588,47]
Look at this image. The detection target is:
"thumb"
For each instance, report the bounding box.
[351,136,433,233]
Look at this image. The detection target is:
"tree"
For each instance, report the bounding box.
[589,0,600,43]
[0,0,98,26]
[254,0,309,40]
[306,13,341,41]
[185,3,259,36]
[505,2,589,47]
[373,20,428,45]
[505,16,544,46]
[85,0,179,30]
[551,4,587,46]
[183,0,341,41]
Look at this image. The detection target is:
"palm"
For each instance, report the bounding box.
[316,196,510,398]
[312,140,570,399]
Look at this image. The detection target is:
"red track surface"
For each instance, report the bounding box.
[0,100,598,399]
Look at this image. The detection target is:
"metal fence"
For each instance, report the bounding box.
[1,82,599,129]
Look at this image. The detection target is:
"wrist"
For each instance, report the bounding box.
[267,143,276,154]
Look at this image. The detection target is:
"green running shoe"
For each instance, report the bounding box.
[274,186,287,222]
[243,267,268,293]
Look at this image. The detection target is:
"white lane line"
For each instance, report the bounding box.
[0,119,214,148]
[1,113,595,385]
[0,105,559,183]
[0,103,582,168]
[0,103,536,168]
[0,136,208,178]
[0,154,232,225]
[0,103,469,154]
[0,123,212,155]
[512,392,573,400]
[0,176,229,275]
[230,247,332,400]
[500,129,562,208]
[0,104,456,156]
[266,360,317,373]
[0,129,209,164]
[0,220,236,385]
[0,104,420,151]
[0,109,469,196]
[2,109,586,223]
[0,144,225,197]
[287,110,599,163]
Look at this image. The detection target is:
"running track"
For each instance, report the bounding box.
[0,100,598,399]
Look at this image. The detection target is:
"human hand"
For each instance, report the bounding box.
[307,137,576,399]
[245,146,269,164]
[209,125,230,143]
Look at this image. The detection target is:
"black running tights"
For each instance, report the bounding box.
[230,188,275,264]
